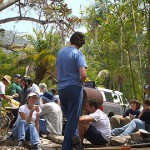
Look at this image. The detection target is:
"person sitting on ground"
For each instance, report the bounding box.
[39,83,48,105]
[51,88,61,106]
[78,99,111,146]
[8,92,42,150]
[18,76,32,106]
[39,83,48,95]
[39,91,63,135]
[111,98,150,137]
[28,78,41,105]
[110,99,141,129]
[10,74,22,101]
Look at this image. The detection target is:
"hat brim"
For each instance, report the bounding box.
[27,92,38,99]
[3,78,11,84]
[7,80,11,84]
[40,95,53,102]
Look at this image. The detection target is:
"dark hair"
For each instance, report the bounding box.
[144,98,150,106]
[130,99,141,109]
[86,99,99,109]
[51,88,56,95]
[70,32,85,48]
[21,77,33,92]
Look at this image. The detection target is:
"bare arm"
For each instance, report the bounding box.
[79,115,95,123]
[0,94,11,102]
[20,105,40,124]
[115,115,125,120]
[79,67,86,82]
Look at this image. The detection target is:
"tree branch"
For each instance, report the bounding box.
[0,43,27,52]
[0,16,65,25]
[0,44,17,52]
[0,0,19,11]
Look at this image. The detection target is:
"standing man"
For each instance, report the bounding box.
[78,99,111,146]
[11,74,22,100]
[55,32,87,150]
[0,75,12,115]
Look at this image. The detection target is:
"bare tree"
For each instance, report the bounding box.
[0,0,82,51]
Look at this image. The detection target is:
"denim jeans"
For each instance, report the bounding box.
[12,120,40,146]
[39,119,48,134]
[59,85,83,150]
[111,118,145,136]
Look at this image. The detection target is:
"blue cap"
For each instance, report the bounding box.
[14,74,22,79]
[40,92,54,103]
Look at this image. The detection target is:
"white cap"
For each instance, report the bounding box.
[27,92,38,99]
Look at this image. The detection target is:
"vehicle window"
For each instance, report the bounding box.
[104,92,114,102]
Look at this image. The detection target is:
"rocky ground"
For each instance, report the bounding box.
[0,131,150,150]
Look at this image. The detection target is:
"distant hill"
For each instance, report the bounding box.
[0,30,28,52]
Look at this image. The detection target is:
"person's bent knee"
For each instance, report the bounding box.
[79,121,90,130]
[19,120,27,125]
[132,118,141,123]
[28,123,35,129]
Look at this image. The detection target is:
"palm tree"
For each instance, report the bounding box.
[16,28,61,84]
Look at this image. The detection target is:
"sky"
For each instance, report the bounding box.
[0,0,94,35]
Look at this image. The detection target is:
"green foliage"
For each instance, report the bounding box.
[15,28,61,85]
[0,49,25,85]
[82,0,148,101]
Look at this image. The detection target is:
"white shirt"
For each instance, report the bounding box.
[14,104,41,127]
[30,83,40,95]
[89,109,111,142]
[0,81,5,95]
[0,81,5,100]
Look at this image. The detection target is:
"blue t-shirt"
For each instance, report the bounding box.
[56,46,87,90]
[123,109,141,118]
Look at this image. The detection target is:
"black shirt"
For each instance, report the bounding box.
[139,109,150,130]
[123,109,141,118]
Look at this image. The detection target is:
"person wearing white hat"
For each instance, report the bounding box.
[0,75,12,115]
[8,92,43,150]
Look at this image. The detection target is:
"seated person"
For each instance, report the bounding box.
[39,83,48,95]
[110,99,141,128]
[78,99,111,146]
[8,92,42,150]
[111,98,150,137]
[39,92,63,135]
[51,88,61,106]
[18,77,32,106]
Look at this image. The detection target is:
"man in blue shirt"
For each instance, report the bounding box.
[55,32,87,150]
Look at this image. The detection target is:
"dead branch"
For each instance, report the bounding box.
[0,43,27,52]
[0,44,17,52]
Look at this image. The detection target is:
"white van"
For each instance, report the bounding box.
[83,82,129,115]
[97,87,129,115]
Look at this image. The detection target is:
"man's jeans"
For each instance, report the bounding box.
[111,118,145,136]
[59,85,83,150]
[39,119,48,134]
[12,120,40,146]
